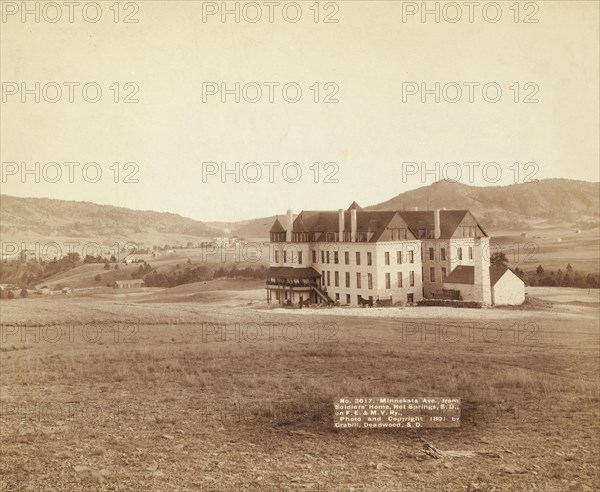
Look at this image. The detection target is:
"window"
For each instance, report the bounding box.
[334,271,339,287]
[356,252,361,265]
[321,251,325,263]
[346,294,351,305]
[327,271,330,286]
[322,271,325,284]
[312,250,317,263]
[397,251,402,264]
[441,248,446,261]
[458,248,463,260]
[469,246,473,260]
[367,252,372,266]
[368,273,373,289]
[385,273,391,289]
[335,293,340,302]
[344,251,349,265]
[356,273,361,289]
[298,251,303,265]
[442,267,447,281]
[283,250,287,263]
[345,272,350,288]
[357,295,362,304]
[407,293,414,303]
[334,251,339,264]
[430,267,435,282]
[409,271,415,287]
[275,250,279,263]
[397,272,403,287]
[326,251,330,264]
[385,252,390,265]
[408,251,414,263]
[429,248,434,261]
[357,232,368,242]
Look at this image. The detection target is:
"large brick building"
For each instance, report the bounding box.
[266,203,523,306]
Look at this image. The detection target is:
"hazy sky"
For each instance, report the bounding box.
[1,0,599,221]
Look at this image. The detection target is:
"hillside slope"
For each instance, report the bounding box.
[0,195,220,247]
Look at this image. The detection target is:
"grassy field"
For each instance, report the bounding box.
[490,229,600,273]
[1,284,598,491]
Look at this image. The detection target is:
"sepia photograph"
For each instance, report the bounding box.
[0,1,599,490]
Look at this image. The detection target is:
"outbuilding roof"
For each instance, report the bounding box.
[443,265,475,285]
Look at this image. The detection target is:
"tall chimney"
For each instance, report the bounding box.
[286,209,293,242]
[338,209,344,242]
[350,209,357,242]
[434,209,441,239]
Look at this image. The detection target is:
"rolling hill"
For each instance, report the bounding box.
[0,195,220,249]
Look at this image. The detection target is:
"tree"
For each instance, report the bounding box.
[20,288,28,298]
[94,274,102,282]
[566,263,573,274]
[187,258,192,265]
[536,265,544,276]
[7,290,15,299]
[490,251,508,267]
[104,262,111,270]
[110,255,117,263]
[114,264,119,270]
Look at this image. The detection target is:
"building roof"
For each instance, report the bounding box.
[398,210,488,239]
[270,205,487,242]
[490,265,523,286]
[266,267,321,279]
[444,265,475,285]
[444,265,524,286]
[290,210,408,243]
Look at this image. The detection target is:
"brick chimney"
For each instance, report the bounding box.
[338,209,344,242]
[286,209,293,242]
[350,209,357,242]
[434,209,441,239]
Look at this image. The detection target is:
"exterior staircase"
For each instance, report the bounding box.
[313,286,335,305]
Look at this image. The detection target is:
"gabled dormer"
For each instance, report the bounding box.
[270,217,286,242]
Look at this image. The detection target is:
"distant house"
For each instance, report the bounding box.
[114,279,145,289]
[61,287,73,294]
[38,286,50,295]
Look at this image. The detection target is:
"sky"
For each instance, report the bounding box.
[1,0,599,222]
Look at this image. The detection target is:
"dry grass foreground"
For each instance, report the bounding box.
[0,285,599,491]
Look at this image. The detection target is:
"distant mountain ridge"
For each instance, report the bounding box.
[1,179,598,245]
[0,195,219,247]
[368,179,600,231]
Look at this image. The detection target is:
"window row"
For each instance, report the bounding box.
[321,270,416,289]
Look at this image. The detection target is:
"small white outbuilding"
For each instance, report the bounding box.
[490,266,525,306]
